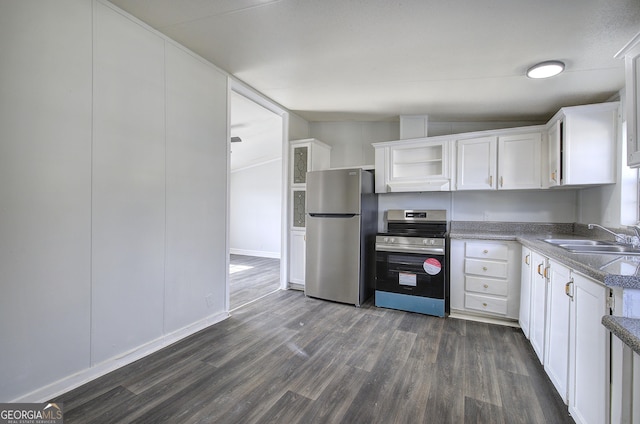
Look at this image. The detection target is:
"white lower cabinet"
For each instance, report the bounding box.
[529,250,548,363]
[544,260,571,403]
[450,239,521,320]
[289,230,306,288]
[568,272,609,424]
[522,246,610,424]
[519,247,532,338]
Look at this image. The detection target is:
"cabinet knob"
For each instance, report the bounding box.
[482,266,488,271]
[483,249,489,254]
[482,303,488,307]
[483,284,489,289]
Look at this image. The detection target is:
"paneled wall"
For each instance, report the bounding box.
[0,0,229,402]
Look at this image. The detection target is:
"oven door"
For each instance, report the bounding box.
[375,248,446,299]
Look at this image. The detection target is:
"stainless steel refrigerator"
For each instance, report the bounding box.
[305,168,377,306]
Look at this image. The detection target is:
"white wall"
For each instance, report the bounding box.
[429,120,544,137]
[0,0,229,402]
[289,112,311,141]
[230,160,283,258]
[0,0,93,403]
[377,190,578,230]
[309,120,544,169]
[309,121,399,167]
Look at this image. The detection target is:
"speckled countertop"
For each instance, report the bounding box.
[450,221,640,353]
[602,316,640,355]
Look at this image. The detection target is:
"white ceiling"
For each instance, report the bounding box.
[110,0,639,124]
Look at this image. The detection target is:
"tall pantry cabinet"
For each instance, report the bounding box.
[288,139,331,289]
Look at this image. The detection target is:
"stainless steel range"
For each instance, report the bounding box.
[375,209,449,317]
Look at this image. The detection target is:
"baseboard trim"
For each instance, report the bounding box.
[13,310,229,403]
[288,283,304,291]
[230,248,280,259]
[449,310,520,328]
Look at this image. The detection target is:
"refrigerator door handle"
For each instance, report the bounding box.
[308,213,358,218]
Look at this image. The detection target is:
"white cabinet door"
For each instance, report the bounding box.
[530,251,548,364]
[546,103,618,184]
[519,247,532,338]
[289,230,306,286]
[456,136,497,190]
[544,260,571,403]
[449,239,465,312]
[547,120,561,187]
[498,132,542,189]
[569,273,609,424]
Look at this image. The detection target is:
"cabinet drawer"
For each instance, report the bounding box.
[465,242,509,260]
[465,275,508,296]
[465,293,507,315]
[464,258,508,279]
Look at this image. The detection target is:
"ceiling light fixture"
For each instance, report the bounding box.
[526,60,565,79]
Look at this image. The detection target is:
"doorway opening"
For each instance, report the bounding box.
[229,87,286,310]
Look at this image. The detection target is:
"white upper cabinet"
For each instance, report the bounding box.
[290,138,331,187]
[373,137,452,193]
[616,31,640,167]
[456,136,497,190]
[498,132,542,189]
[372,101,617,193]
[456,131,542,190]
[545,102,619,186]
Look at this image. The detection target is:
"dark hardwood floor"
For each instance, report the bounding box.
[229,254,280,310]
[53,290,574,423]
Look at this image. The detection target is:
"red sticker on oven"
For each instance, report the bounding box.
[423,258,442,275]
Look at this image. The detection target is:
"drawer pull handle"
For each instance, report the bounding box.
[525,254,530,265]
[482,303,488,307]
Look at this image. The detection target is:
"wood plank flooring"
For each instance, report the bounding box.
[229,254,280,310]
[53,290,575,423]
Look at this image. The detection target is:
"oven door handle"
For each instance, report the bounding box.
[376,245,445,255]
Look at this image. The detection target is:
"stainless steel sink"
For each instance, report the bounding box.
[543,238,640,255]
[543,238,614,246]
[561,245,640,255]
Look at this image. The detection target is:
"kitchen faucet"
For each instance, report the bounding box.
[587,223,640,247]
